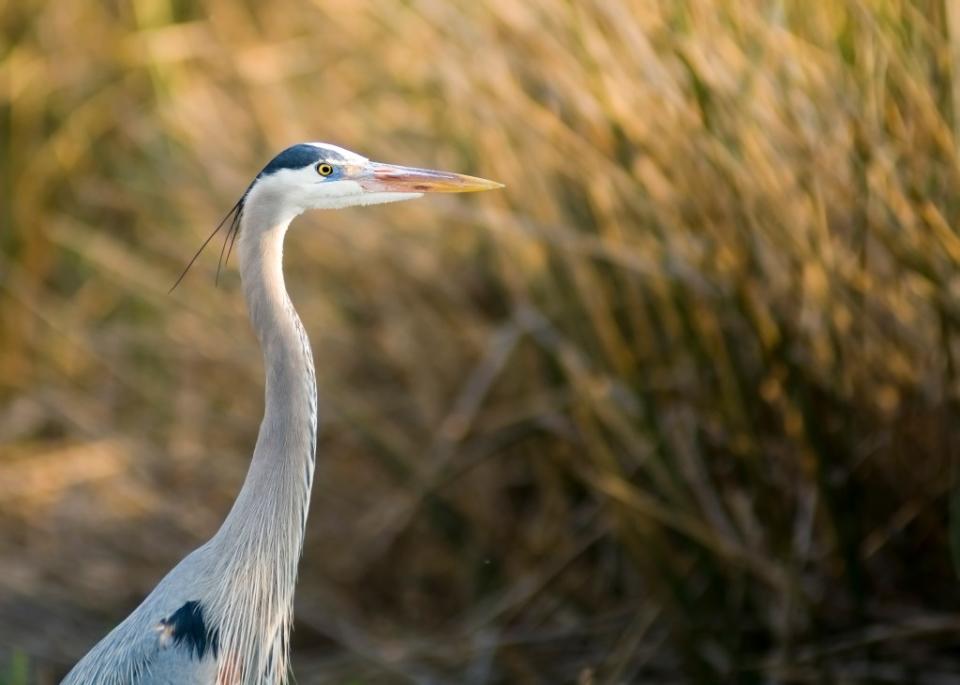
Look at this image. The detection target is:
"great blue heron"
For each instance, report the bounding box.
[63,142,502,684]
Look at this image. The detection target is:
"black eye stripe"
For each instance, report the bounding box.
[257,144,350,178]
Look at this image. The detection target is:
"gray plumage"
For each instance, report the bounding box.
[63,142,501,684]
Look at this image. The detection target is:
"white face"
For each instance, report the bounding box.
[241,142,503,225]
[248,144,420,219]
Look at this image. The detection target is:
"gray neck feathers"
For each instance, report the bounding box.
[205,197,318,683]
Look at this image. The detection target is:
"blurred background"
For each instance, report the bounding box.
[2,0,960,682]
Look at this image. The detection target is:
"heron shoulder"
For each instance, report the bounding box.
[62,547,220,684]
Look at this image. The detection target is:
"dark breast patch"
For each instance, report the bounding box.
[159,600,219,660]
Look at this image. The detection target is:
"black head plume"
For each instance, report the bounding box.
[169,196,245,293]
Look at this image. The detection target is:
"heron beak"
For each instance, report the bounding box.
[359,162,504,194]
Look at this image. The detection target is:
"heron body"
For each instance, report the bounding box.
[62,143,501,684]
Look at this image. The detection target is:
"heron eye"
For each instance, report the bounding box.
[316,163,334,177]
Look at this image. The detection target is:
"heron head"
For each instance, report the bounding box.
[170,143,502,290]
[246,142,502,217]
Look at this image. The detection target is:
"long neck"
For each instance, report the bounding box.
[216,215,318,546]
[206,207,318,681]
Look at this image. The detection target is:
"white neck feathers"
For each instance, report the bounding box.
[205,200,318,683]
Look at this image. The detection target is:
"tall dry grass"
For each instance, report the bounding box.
[2,0,960,682]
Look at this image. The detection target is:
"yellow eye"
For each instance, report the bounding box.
[316,162,334,177]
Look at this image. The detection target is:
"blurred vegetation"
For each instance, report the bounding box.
[0,653,29,685]
[2,0,960,682]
